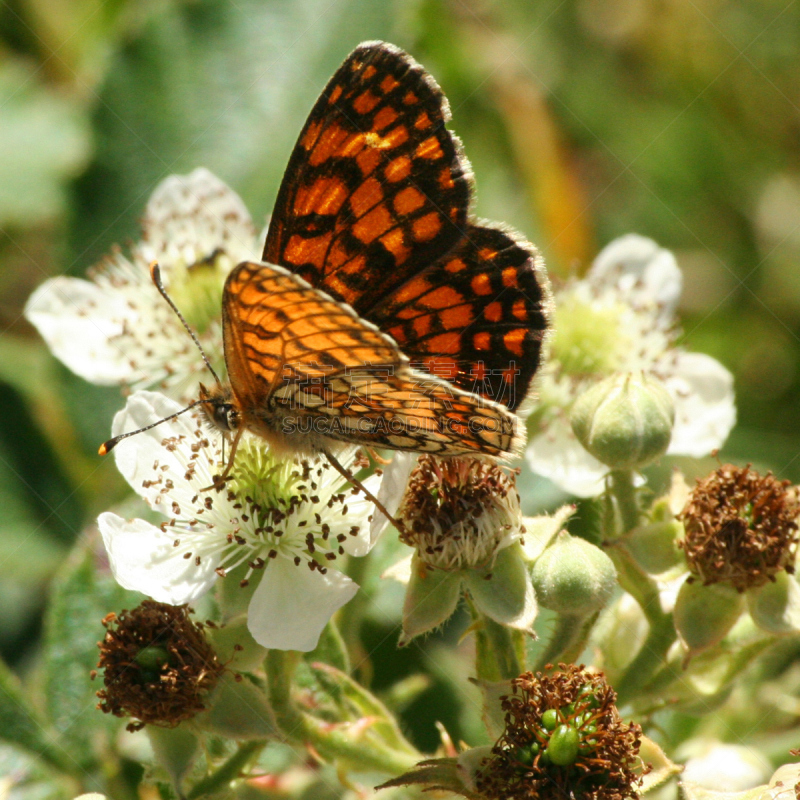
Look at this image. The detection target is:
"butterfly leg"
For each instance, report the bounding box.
[202,426,246,492]
[321,448,405,534]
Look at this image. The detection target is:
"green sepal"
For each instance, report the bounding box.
[674,580,744,657]
[400,554,461,644]
[147,725,200,795]
[464,542,537,631]
[747,572,800,635]
[192,673,277,740]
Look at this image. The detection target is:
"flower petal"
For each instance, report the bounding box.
[139,168,258,271]
[525,420,608,498]
[246,563,358,652]
[590,234,682,320]
[98,512,219,604]
[110,391,216,507]
[664,352,736,457]
[25,277,139,383]
[370,452,418,544]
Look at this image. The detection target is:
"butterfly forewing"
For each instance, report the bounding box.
[263,41,471,316]
[222,262,520,457]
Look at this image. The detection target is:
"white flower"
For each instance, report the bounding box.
[526,235,736,497]
[25,169,260,401]
[97,391,377,652]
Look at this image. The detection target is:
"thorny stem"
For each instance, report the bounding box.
[187,740,265,799]
[471,600,524,680]
[265,650,418,776]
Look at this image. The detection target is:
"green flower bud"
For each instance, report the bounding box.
[570,372,675,470]
[532,531,617,617]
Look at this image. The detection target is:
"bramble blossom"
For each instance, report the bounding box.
[97,391,377,652]
[25,169,260,401]
[526,235,735,497]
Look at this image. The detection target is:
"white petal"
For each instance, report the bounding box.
[247,563,358,652]
[370,452,418,544]
[591,234,682,320]
[382,554,413,585]
[98,512,219,604]
[140,169,258,270]
[110,391,213,506]
[25,277,138,383]
[339,473,381,557]
[525,420,608,498]
[664,352,736,457]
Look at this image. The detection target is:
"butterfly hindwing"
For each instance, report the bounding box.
[367,224,551,411]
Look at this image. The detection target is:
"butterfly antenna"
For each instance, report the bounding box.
[98,399,207,455]
[322,448,405,533]
[149,261,222,385]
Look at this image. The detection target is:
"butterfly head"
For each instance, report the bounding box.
[198,382,241,434]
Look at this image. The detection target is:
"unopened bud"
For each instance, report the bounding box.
[570,372,674,470]
[532,531,617,617]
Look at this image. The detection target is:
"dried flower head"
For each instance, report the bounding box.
[399,455,522,571]
[680,464,800,591]
[95,600,224,731]
[476,664,645,800]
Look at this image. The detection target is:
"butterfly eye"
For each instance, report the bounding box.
[212,403,239,432]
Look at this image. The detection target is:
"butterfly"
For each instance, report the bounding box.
[199,40,549,467]
[103,41,550,491]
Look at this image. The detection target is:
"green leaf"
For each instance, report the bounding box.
[0,655,73,775]
[0,61,90,226]
[41,537,141,769]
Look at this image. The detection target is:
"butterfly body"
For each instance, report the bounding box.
[202,41,551,463]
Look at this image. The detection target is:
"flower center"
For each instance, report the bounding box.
[551,290,629,377]
[399,456,521,570]
[154,427,366,587]
[167,258,228,334]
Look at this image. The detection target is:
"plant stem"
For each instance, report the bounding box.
[187,740,264,799]
[472,602,523,680]
[532,613,586,672]
[610,546,676,704]
[609,469,640,534]
[265,650,418,776]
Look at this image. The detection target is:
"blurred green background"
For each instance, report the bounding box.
[1,0,799,755]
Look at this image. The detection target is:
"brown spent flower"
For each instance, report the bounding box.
[95,600,224,731]
[399,455,522,571]
[475,664,645,800]
[680,464,800,592]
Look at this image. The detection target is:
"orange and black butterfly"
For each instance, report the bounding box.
[106,41,551,473]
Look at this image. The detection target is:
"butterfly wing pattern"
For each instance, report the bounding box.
[223,41,550,461]
[222,262,519,458]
